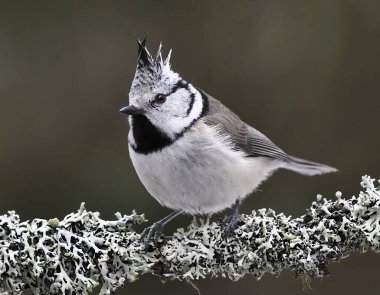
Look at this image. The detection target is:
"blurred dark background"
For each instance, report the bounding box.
[0,1,379,294]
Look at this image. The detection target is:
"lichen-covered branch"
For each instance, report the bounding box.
[0,176,379,294]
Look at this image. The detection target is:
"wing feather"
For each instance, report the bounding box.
[200,90,289,160]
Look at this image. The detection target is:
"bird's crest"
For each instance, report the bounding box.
[136,35,172,73]
[131,36,178,92]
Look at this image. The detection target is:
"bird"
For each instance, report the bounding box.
[120,36,337,244]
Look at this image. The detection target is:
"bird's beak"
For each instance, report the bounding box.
[119,105,146,115]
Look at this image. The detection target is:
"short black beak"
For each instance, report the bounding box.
[119,105,146,115]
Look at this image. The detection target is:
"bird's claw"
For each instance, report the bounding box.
[140,211,181,248]
[222,200,240,238]
[223,212,239,237]
[141,221,164,247]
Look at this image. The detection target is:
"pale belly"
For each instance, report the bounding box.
[128,125,280,214]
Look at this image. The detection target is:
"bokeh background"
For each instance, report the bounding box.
[1,1,379,294]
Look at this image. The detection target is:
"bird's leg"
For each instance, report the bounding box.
[141,211,181,247]
[223,199,240,236]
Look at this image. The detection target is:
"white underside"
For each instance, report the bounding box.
[129,122,282,215]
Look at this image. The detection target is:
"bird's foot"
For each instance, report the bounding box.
[222,211,239,237]
[222,200,240,237]
[141,221,164,247]
[140,211,181,248]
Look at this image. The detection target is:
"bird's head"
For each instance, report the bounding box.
[121,37,206,140]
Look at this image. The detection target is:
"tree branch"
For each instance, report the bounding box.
[0,176,379,294]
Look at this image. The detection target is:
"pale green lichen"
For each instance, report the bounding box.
[0,176,379,294]
[47,218,60,228]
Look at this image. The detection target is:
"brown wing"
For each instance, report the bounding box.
[201,90,290,160]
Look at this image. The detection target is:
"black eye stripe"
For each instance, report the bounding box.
[150,79,194,111]
[151,80,188,106]
[167,80,189,96]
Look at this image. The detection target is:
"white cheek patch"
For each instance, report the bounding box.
[145,84,204,140]
[166,88,191,117]
[166,89,203,137]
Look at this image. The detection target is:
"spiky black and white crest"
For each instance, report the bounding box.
[136,36,171,69]
[129,37,182,109]
[132,36,174,89]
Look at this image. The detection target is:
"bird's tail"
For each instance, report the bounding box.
[283,155,338,176]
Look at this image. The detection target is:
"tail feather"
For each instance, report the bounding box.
[283,155,338,176]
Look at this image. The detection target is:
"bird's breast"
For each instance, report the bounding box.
[128,123,278,214]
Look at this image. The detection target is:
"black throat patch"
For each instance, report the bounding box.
[130,115,173,154]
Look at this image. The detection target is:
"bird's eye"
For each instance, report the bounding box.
[154,94,167,104]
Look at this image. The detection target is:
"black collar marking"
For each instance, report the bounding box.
[130,88,209,155]
[186,92,195,116]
